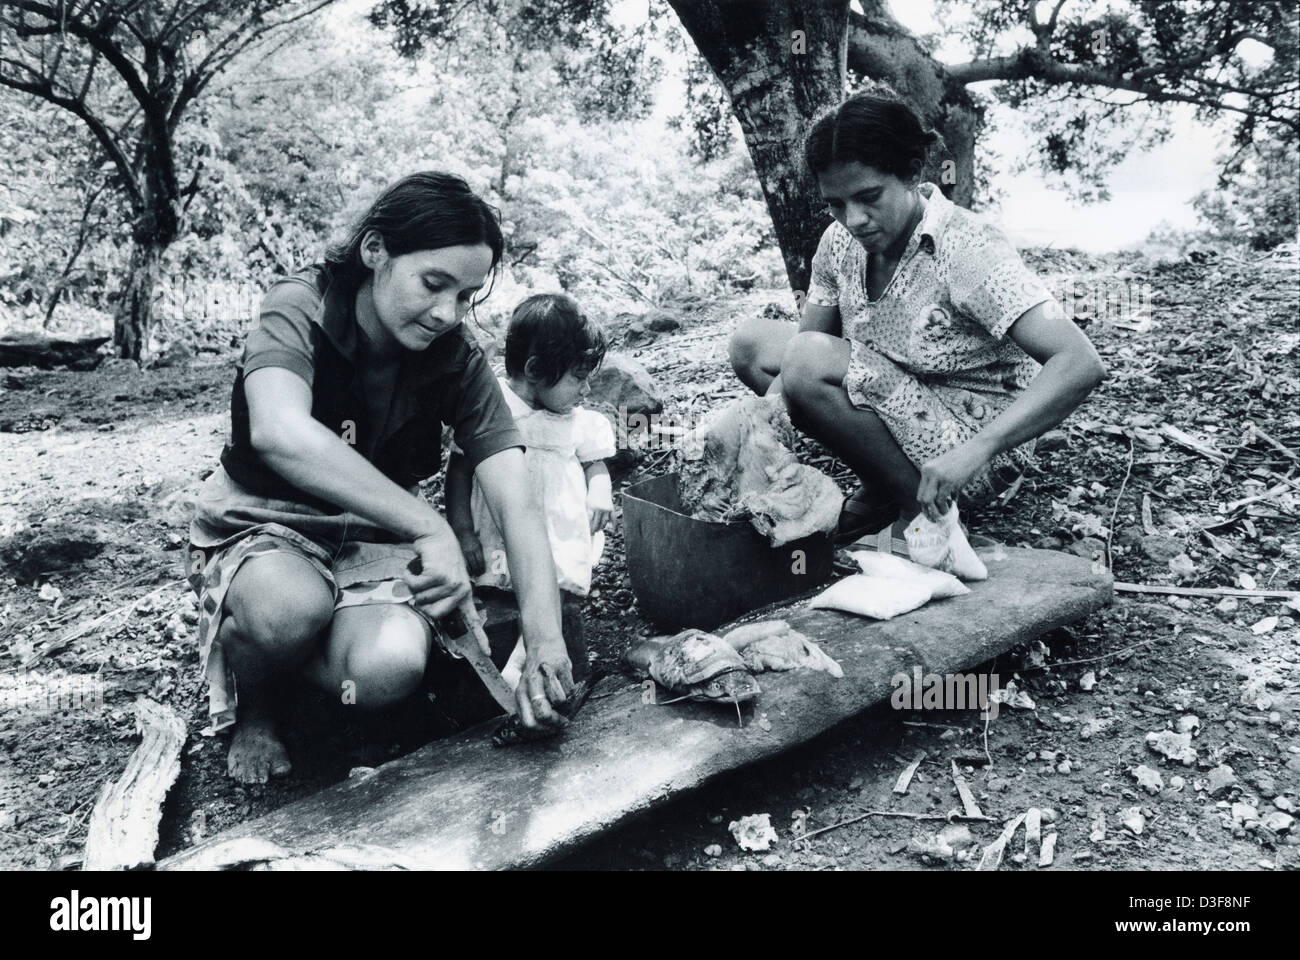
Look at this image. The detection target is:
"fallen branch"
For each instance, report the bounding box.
[1020,637,1157,671]
[0,334,111,370]
[1114,582,1299,600]
[83,698,187,871]
[977,812,1027,872]
[1160,423,1229,464]
[996,470,1027,508]
[11,579,187,672]
[1105,437,1134,570]
[1247,422,1299,462]
[798,807,995,842]
[1224,475,1300,512]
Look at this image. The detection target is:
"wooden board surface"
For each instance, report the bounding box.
[160,547,1112,871]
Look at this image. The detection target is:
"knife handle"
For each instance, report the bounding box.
[408,555,472,637]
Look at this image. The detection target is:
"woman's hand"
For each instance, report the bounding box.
[916,438,994,522]
[402,529,472,621]
[515,635,574,730]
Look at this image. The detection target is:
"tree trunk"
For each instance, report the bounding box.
[847,1,982,207]
[115,238,165,363]
[116,122,181,363]
[668,0,986,294]
[668,0,850,294]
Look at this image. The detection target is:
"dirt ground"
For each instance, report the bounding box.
[0,245,1296,871]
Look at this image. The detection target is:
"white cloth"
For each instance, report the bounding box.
[466,378,615,596]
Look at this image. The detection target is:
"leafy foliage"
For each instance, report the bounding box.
[2,2,779,353]
[1193,138,1299,250]
[935,0,1299,201]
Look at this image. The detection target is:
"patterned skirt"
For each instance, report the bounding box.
[187,465,431,733]
[843,339,1036,505]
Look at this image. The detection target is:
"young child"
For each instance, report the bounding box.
[445,293,614,684]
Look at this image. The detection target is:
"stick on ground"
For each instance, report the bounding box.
[977,812,1027,872]
[1114,582,1298,600]
[893,750,926,795]
[951,760,984,819]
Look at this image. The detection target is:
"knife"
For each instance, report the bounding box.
[407,557,517,716]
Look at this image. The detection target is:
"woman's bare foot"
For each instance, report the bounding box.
[227,701,291,784]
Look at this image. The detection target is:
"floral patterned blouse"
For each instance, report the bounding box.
[805,182,1060,495]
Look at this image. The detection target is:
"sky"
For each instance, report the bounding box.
[884,0,1228,250]
[610,0,1248,251]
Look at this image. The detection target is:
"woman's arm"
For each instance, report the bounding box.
[583,460,612,532]
[245,366,469,618]
[983,303,1107,453]
[474,448,573,729]
[915,302,1106,518]
[800,301,840,336]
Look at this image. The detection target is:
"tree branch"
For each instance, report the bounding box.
[0,63,142,209]
[169,0,338,127]
[7,0,162,128]
[947,46,1296,132]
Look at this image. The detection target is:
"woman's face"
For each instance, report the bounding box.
[817,161,921,255]
[360,235,495,352]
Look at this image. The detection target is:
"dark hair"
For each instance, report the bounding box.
[323,171,504,298]
[504,294,607,387]
[803,89,941,182]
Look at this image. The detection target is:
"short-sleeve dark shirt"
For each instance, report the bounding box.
[219,264,523,512]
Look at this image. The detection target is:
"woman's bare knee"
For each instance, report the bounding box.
[780,331,845,404]
[334,606,430,707]
[224,553,333,663]
[730,317,796,392]
[727,323,761,375]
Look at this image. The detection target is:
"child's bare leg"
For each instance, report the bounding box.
[220,553,334,783]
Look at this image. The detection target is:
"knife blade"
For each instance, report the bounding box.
[407,556,517,716]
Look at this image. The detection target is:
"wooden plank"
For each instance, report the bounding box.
[160,547,1112,871]
[84,698,187,870]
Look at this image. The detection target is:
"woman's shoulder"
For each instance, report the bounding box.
[255,264,335,331]
[932,202,1017,261]
[263,263,329,303]
[816,218,855,254]
[812,218,858,277]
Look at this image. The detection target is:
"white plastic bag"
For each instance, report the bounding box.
[809,574,931,620]
[849,550,970,600]
[904,503,988,581]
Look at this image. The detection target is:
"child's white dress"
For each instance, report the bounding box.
[467,377,616,596]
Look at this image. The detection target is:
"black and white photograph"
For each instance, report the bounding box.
[0,0,1296,904]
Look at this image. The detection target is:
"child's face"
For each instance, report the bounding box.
[533,367,592,414]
